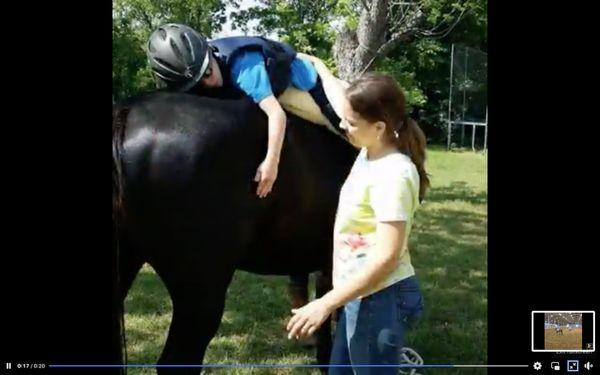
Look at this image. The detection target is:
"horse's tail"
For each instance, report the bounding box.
[112,102,129,373]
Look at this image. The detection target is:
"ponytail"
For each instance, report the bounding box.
[395,117,430,202]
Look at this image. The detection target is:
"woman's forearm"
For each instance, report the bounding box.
[311,60,349,119]
[297,53,350,120]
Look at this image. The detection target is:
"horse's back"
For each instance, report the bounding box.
[122,92,265,197]
[115,91,357,274]
[117,93,262,259]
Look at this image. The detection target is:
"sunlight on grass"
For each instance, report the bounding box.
[125,148,487,374]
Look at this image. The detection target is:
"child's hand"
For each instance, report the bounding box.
[254,156,279,198]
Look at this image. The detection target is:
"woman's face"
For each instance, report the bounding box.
[339,99,385,149]
[200,55,223,88]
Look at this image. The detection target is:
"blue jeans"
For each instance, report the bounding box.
[329,276,424,375]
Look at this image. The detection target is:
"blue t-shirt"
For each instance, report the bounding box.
[229,50,318,103]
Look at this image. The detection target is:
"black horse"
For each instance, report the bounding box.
[112,91,357,374]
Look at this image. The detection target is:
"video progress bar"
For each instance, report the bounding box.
[48,364,530,368]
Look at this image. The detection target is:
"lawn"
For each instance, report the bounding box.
[124,146,488,374]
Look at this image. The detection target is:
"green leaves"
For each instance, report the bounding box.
[376,57,427,108]
[113,0,487,144]
[230,0,338,59]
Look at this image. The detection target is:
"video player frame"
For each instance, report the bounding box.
[531,310,595,353]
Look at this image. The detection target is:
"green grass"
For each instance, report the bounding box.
[124,147,488,374]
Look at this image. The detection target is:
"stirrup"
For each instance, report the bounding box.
[399,347,424,375]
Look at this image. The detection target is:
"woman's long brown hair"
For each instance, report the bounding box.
[346,73,430,201]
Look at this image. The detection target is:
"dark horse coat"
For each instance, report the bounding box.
[112,91,357,374]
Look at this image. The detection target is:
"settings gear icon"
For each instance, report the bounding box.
[533,361,542,370]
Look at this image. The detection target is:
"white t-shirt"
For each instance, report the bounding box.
[332,148,420,297]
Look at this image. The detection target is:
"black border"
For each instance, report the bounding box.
[488,1,597,373]
[583,313,595,352]
[533,313,546,351]
[4,1,116,374]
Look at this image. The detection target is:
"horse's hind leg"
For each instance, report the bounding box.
[153,261,235,375]
[118,237,145,301]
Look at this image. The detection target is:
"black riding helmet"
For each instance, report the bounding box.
[147,23,211,92]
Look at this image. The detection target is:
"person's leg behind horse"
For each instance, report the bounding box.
[288,273,310,309]
[288,273,318,347]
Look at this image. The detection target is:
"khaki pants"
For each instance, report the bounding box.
[277,87,332,127]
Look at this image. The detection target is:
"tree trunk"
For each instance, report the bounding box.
[333,0,389,81]
[332,0,442,81]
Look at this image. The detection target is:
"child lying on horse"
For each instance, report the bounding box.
[147,23,344,198]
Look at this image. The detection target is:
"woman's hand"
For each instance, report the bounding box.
[286,298,333,340]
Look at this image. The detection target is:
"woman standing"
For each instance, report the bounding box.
[287,56,428,374]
